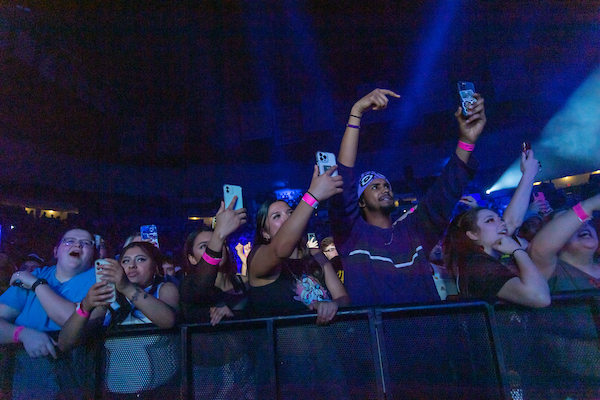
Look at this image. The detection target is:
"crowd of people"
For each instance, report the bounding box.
[1,88,599,398]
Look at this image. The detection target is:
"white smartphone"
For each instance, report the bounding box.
[223,184,243,210]
[95,259,116,303]
[316,151,338,176]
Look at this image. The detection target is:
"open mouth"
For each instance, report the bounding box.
[379,195,392,202]
[498,229,508,235]
[69,250,82,258]
[578,229,592,238]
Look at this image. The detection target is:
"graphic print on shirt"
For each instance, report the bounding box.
[292,274,331,305]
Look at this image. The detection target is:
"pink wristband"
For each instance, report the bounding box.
[573,202,591,222]
[76,302,91,318]
[13,326,24,343]
[202,252,222,266]
[458,140,475,152]
[302,192,319,208]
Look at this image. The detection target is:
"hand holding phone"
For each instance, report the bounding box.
[307,233,319,249]
[223,185,243,210]
[95,259,116,303]
[140,225,159,248]
[457,81,476,117]
[316,152,338,177]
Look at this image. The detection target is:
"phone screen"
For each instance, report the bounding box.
[140,225,159,248]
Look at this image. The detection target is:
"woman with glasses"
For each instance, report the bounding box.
[59,241,178,332]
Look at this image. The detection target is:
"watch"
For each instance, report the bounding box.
[31,278,48,292]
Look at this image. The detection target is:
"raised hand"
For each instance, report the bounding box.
[459,195,479,208]
[520,149,540,180]
[351,89,401,117]
[455,93,486,144]
[214,197,247,240]
[307,165,343,203]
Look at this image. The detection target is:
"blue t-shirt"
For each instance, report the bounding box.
[0,266,96,332]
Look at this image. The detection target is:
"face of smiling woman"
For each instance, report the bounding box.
[120,246,156,288]
[466,209,508,254]
[562,221,599,255]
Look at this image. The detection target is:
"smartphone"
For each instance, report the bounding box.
[534,192,545,202]
[307,233,318,249]
[522,142,531,153]
[140,224,159,248]
[316,151,338,177]
[457,81,476,117]
[95,259,116,303]
[223,184,243,210]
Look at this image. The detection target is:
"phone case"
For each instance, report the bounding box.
[223,185,243,210]
[140,224,159,248]
[457,81,476,117]
[95,259,117,303]
[534,192,545,202]
[316,151,338,176]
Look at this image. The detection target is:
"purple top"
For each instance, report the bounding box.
[329,153,478,307]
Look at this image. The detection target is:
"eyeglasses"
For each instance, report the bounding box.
[61,238,95,248]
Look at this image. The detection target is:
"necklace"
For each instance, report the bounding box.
[384,230,394,246]
[383,219,401,246]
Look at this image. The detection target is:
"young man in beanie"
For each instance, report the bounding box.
[330,88,486,306]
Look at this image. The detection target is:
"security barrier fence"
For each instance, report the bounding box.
[1,291,599,399]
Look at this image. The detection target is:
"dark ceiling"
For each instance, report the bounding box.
[1,1,599,201]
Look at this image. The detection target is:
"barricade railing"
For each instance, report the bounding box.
[1,292,599,399]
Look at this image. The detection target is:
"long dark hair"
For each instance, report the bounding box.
[253,198,323,282]
[184,227,238,287]
[108,242,163,328]
[443,207,486,295]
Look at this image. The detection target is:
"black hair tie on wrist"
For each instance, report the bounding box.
[511,248,527,256]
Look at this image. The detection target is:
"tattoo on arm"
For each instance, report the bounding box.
[131,286,149,303]
[131,287,141,303]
